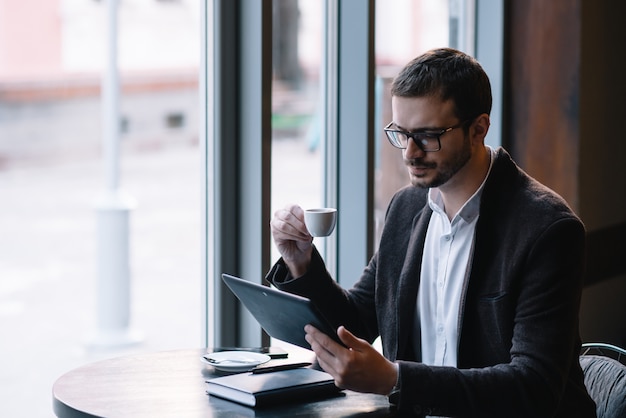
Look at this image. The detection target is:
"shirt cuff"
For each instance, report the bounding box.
[388,362,401,403]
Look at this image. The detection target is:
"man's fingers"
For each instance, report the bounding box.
[336,326,367,351]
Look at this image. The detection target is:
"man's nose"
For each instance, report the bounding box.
[404,137,426,159]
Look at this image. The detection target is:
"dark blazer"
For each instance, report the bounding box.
[267,148,596,417]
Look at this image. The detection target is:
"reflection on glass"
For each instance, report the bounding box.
[374,1,451,249]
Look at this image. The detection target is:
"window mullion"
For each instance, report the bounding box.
[205,0,272,348]
[334,0,376,287]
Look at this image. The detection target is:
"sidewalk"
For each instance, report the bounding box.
[0,145,203,417]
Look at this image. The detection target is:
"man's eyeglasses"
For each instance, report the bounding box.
[383,119,471,152]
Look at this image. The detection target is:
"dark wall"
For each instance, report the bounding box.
[504,0,626,347]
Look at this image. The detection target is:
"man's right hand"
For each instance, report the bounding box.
[270,204,313,277]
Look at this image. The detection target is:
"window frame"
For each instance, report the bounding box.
[202,0,272,348]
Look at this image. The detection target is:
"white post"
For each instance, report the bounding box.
[87,0,141,348]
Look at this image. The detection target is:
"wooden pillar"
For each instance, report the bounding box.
[504,0,626,346]
[505,0,581,206]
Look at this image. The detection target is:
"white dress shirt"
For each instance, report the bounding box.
[413,148,494,367]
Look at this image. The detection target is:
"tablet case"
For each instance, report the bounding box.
[221,273,342,349]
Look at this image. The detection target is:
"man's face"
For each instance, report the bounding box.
[391,95,473,190]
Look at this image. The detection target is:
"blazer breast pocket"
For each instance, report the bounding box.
[475,292,513,358]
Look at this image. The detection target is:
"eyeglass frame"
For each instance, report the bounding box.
[383,119,473,152]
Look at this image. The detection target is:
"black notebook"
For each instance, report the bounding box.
[206,367,342,408]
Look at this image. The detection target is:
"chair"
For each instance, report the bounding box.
[579,343,626,418]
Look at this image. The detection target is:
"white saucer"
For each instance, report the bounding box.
[202,351,271,372]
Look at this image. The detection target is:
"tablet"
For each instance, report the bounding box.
[221,274,342,349]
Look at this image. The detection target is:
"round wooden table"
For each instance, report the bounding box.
[52,348,396,417]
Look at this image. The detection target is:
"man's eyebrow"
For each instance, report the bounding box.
[394,123,441,133]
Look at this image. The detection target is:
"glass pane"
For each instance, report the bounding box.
[374,0,451,248]
[271,0,324,262]
[0,1,201,415]
[269,0,323,353]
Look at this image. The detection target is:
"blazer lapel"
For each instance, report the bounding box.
[395,206,431,361]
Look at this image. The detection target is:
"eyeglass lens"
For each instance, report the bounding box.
[388,131,440,151]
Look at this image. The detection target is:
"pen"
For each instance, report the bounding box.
[251,362,312,374]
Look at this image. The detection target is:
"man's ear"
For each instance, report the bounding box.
[471,113,490,142]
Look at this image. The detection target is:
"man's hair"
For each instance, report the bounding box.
[390,48,492,122]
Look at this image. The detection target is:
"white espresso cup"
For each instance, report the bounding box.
[304,208,337,237]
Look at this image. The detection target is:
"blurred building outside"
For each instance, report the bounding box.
[0,0,201,169]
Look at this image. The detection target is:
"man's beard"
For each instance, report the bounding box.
[405,137,472,189]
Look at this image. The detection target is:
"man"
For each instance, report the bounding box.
[267,48,595,417]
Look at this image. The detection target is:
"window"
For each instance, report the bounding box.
[271,0,324,263]
[0,1,201,415]
[204,0,504,351]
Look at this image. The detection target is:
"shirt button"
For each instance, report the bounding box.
[437,325,444,334]
[444,235,451,241]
